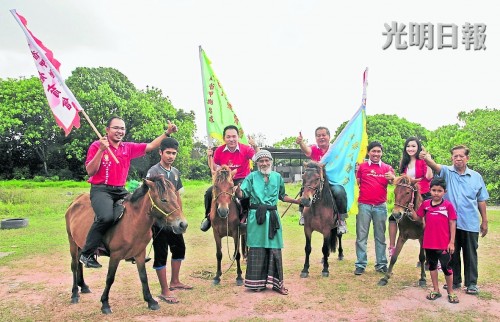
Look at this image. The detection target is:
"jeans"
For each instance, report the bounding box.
[355,203,388,270]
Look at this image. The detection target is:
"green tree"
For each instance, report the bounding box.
[272,136,298,149]
[0,76,64,176]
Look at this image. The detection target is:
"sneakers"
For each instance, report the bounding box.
[299,213,304,226]
[200,217,211,232]
[337,220,347,235]
[354,267,365,275]
[388,246,395,257]
[79,254,102,268]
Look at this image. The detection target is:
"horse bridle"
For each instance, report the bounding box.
[147,190,179,218]
[303,168,324,204]
[393,181,418,220]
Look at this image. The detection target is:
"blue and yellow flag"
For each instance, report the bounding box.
[321,68,369,215]
[199,46,248,146]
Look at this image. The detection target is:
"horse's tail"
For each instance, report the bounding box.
[329,228,338,253]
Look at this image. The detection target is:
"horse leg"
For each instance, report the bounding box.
[213,236,223,285]
[337,234,344,261]
[235,236,243,286]
[241,234,247,261]
[321,236,330,277]
[135,253,160,310]
[300,233,312,278]
[379,236,407,286]
[418,238,427,287]
[100,257,120,314]
[70,243,82,304]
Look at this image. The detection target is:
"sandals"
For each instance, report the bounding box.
[448,293,459,304]
[426,291,442,301]
[158,294,179,304]
[274,287,289,295]
[466,285,479,295]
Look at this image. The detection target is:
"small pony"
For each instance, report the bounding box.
[65,176,188,314]
[210,165,246,286]
[299,161,342,278]
[378,174,426,286]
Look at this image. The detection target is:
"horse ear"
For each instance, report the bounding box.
[143,178,154,190]
[231,169,237,177]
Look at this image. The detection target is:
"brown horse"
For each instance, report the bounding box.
[378,174,426,286]
[65,176,188,314]
[299,161,342,278]
[210,165,246,286]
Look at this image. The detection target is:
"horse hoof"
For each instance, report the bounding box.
[80,287,91,294]
[101,307,112,314]
[300,272,309,278]
[148,302,160,311]
[418,280,427,287]
[378,279,388,286]
[338,255,344,261]
[70,297,79,304]
[236,279,244,286]
[322,272,329,277]
[212,279,220,285]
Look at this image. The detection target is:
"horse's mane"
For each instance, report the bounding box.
[212,165,234,185]
[127,175,172,204]
[394,174,423,207]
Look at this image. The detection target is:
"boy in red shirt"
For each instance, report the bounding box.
[410,177,459,304]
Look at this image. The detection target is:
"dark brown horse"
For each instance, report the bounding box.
[378,174,426,286]
[210,165,246,286]
[299,161,342,278]
[65,176,188,314]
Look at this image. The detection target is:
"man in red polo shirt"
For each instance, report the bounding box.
[79,116,178,268]
[200,125,258,231]
[354,141,395,275]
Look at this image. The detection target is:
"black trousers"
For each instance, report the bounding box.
[452,228,479,287]
[81,185,128,256]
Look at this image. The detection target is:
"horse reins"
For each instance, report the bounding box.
[303,168,324,204]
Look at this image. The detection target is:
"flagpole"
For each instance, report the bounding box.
[199,46,213,149]
[11,9,119,164]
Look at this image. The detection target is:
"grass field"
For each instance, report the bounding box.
[0,180,499,321]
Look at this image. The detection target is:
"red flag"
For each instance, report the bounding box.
[11,9,82,136]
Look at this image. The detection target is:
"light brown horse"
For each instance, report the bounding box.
[299,161,340,278]
[210,165,246,286]
[378,174,425,286]
[65,176,187,314]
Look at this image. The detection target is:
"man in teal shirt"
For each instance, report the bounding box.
[235,149,300,295]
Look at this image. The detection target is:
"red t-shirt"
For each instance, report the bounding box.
[417,199,457,250]
[356,161,394,205]
[310,145,328,162]
[213,143,255,180]
[403,158,431,195]
[86,141,147,186]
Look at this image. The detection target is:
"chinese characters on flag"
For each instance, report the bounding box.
[11,9,81,136]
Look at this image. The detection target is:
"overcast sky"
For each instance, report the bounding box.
[1,0,498,144]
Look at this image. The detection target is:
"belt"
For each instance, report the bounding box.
[91,184,125,189]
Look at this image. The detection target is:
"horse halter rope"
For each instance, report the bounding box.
[303,168,324,204]
[393,180,418,221]
[147,190,179,217]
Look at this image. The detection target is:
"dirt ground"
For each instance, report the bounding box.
[1,249,499,322]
